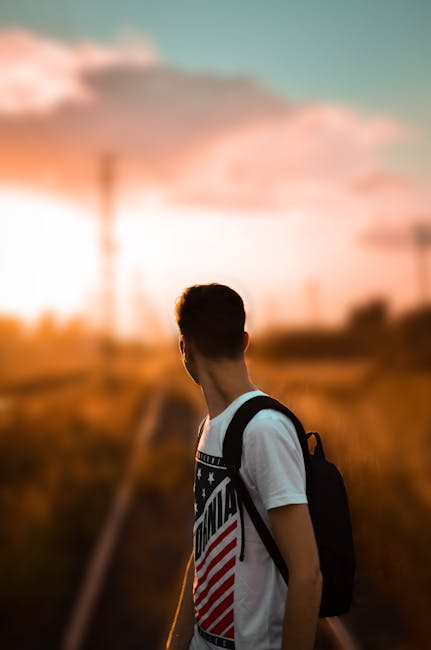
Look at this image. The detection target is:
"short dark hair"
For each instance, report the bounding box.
[175,283,246,360]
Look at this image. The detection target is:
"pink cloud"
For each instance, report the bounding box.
[0,29,158,114]
[0,29,427,225]
[170,104,409,213]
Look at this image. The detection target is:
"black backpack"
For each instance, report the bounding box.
[197,394,356,618]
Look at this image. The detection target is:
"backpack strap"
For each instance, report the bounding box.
[223,395,311,474]
[222,395,311,585]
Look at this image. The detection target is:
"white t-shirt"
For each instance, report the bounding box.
[189,389,308,650]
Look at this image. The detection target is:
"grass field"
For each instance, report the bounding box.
[0,360,156,649]
[1,346,429,649]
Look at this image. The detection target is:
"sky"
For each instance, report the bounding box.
[0,1,430,338]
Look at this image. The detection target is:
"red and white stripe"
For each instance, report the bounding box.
[194,516,237,639]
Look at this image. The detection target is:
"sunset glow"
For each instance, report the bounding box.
[0,19,429,337]
[0,183,424,338]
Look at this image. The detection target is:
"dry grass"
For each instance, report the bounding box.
[2,345,430,649]
[0,371,149,648]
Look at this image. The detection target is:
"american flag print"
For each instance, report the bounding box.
[193,449,238,649]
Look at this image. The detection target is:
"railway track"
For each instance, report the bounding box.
[61,381,167,650]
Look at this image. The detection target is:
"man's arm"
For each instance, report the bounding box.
[269,503,323,650]
[165,551,196,650]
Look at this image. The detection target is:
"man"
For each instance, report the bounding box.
[166,283,322,650]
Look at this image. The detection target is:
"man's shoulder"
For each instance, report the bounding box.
[243,406,299,446]
[240,403,308,504]
[245,406,296,430]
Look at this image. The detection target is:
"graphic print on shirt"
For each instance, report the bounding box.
[194,450,238,649]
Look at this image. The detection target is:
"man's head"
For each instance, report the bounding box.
[175,283,249,384]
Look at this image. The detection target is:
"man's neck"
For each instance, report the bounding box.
[198,361,258,420]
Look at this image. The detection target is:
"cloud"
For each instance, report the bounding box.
[169,104,408,212]
[0,32,288,194]
[0,29,158,114]
[0,29,426,219]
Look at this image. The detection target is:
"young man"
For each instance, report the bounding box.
[167,283,322,650]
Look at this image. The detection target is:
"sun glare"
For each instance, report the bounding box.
[0,187,98,321]
[0,186,417,336]
[0,188,305,333]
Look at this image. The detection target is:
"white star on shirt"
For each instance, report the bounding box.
[197,468,201,479]
[202,488,206,498]
[208,472,215,485]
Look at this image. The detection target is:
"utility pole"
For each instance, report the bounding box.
[99,153,116,342]
[98,153,118,382]
[306,278,321,327]
[412,221,431,308]
[130,268,146,343]
[361,219,431,309]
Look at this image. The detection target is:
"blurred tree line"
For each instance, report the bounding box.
[250,299,431,370]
